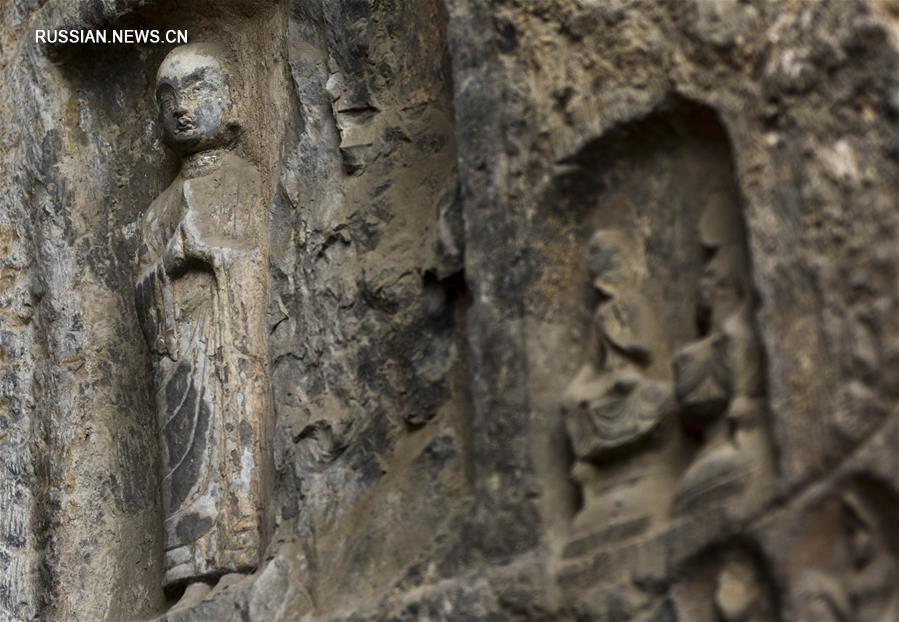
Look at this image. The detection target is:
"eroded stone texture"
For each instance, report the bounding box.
[444,0,899,620]
[561,227,680,540]
[541,103,779,618]
[2,0,899,621]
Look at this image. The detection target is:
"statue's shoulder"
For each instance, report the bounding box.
[144,176,183,221]
[220,153,262,186]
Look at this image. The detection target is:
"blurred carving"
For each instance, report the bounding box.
[793,481,898,622]
[673,190,774,517]
[672,544,777,622]
[562,229,680,540]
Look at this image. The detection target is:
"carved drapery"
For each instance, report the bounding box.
[135,45,271,588]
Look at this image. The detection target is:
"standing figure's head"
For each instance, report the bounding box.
[156,43,237,155]
[586,229,638,299]
[697,194,751,332]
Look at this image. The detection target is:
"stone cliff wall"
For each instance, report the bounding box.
[1,0,898,620]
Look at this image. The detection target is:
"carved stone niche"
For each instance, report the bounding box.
[549,100,778,605]
[783,475,899,622]
[37,1,289,616]
[134,43,273,590]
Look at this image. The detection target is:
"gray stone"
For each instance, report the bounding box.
[136,43,272,588]
[2,0,899,620]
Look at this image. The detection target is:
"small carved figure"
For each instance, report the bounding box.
[671,545,776,622]
[135,43,271,587]
[562,229,680,538]
[672,192,772,515]
[714,552,776,622]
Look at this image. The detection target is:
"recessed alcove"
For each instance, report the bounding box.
[530,98,772,538]
[46,1,291,617]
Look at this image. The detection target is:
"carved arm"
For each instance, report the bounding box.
[163,210,248,276]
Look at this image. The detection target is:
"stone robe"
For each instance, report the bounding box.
[135,151,270,587]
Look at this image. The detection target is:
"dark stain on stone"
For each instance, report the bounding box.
[175,513,214,544]
[168,383,212,510]
[494,16,518,54]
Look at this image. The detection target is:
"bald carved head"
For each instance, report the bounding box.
[156,43,237,155]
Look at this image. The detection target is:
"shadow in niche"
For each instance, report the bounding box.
[537,98,778,548]
[414,268,473,430]
[436,267,476,486]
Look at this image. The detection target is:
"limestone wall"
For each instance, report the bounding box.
[1,0,898,620]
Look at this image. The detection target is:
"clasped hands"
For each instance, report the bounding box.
[162,210,236,275]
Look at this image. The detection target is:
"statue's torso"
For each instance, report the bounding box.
[135,151,270,587]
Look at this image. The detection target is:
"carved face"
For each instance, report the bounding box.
[156,45,234,154]
[587,229,636,297]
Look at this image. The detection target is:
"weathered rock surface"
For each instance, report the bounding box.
[1,0,899,620]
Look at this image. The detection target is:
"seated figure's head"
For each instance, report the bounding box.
[156,43,237,155]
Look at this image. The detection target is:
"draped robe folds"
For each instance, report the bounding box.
[135,152,271,587]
